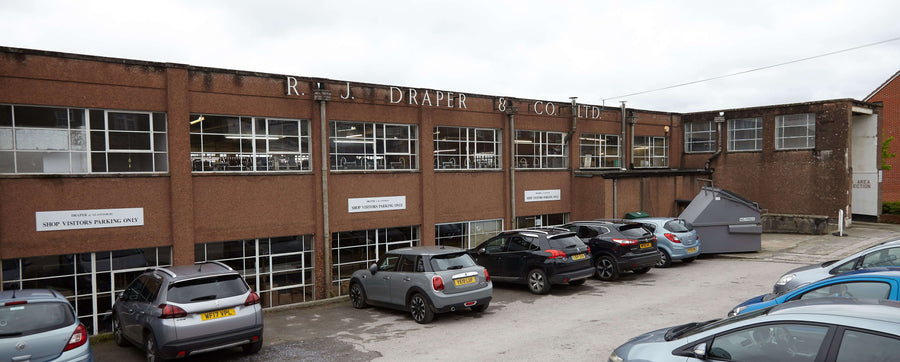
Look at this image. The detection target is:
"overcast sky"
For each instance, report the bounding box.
[3,0,900,113]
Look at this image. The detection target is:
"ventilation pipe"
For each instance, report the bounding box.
[620,101,627,170]
[705,112,726,170]
[505,99,519,229]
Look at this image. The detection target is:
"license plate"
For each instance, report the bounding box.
[572,253,586,260]
[454,276,476,286]
[639,243,652,249]
[201,308,235,321]
[687,247,698,253]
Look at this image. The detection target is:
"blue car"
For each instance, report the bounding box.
[633,217,700,268]
[729,268,900,316]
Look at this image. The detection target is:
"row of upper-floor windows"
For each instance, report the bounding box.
[1,104,673,174]
[685,113,816,153]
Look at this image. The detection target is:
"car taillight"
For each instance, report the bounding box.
[245,292,261,306]
[432,276,444,292]
[546,249,567,259]
[3,300,26,306]
[484,268,491,282]
[158,304,187,319]
[63,323,88,351]
[612,238,639,246]
[664,233,681,243]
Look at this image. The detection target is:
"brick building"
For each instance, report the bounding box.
[865,70,900,201]
[0,47,881,334]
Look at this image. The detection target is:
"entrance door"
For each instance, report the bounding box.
[851,109,880,217]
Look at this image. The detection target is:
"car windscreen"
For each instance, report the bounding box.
[0,301,74,336]
[618,223,651,238]
[548,235,586,250]
[664,219,694,232]
[167,274,249,303]
[431,253,478,271]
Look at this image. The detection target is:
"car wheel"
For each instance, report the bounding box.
[409,293,434,324]
[527,268,551,295]
[682,256,696,263]
[243,336,263,354]
[656,250,672,268]
[113,315,129,347]
[633,267,651,274]
[596,256,619,281]
[568,279,586,286]
[145,333,166,362]
[470,301,489,313]
[349,282,368,309]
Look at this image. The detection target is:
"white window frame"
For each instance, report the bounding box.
[632,136,669,168]
[331,226,420,295]
[190,114,311,172]
[728,117,763,152]
[579,133,620,169]
[515,130,568,169]
[433,126,501,170]
[684,121,716,153]
[776,113,815,150]
[330,121,418,171]
[435,219,504,249]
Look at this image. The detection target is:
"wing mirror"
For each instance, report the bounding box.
[692,343,707,359]
[478,247,488,255]
[368,263,378,274]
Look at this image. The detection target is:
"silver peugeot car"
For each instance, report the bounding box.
[1,289,93,362]
[609,298,900,362]
[773,239,900,294]
[112,261,264,361]
[349,246,492,324]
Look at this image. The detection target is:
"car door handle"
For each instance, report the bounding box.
[383,276,391,280]
[403,277,411,282]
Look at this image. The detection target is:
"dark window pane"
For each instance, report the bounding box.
[90,131,106,151]
[108,132,151,150]
[108,112,150,131]
[107,153,153,172]
[14,106,68,128]
[91,152,107,172]
[153,113,166,131]
[90,110,105,130]
[0,105,11,127]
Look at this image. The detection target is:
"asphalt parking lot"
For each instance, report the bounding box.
[92,222,900,361]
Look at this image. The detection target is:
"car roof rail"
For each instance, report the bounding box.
[149,267,177,279]
[196,260,233,271]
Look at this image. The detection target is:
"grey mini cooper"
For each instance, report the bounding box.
[349,246,493,324]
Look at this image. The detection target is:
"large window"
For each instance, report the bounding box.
[728,117,762,152]
[579,133,620,169]
[195,235,314,308]
[330,121,417,171]
[433,126,501,170]
[515,130,567,169]
[632,136,668,168]
[0,104,167,174]
[776,113,815,150]
[2,247,172,335]
[684,121,715,153]
[516,213,569,228]
[436,219,503,249]
[190,114,310,172]
[331,226,420,295]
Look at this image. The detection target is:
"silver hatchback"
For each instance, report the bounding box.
[112,261,264,361]
[349,246,492,324]
[0,289,92,362]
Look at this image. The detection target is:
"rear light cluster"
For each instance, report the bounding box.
[484,268,491,282]
[664,233,681,243]
[245,292,261,306]
[432,276,445,292]
[612,238,639,246]
[158,304,187,319]
[63,323,88,351]
[545,249,567,259]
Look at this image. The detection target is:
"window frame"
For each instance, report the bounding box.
[330,121,418,171]
[435,219,504,250]
[631,135,669,168]
[728,117,763,152]
[684,121,716,153]
[514,129,568,169]
[579,133,620,169]
[775,113,816,150]
[190,113,311,172]
[433,126,501,170]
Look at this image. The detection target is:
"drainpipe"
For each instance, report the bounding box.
[506,99,519,229]
[570,97,578,171]
[613,178,618,218]
[314,83,332,296]
[705,112,726,170]
[620,101,627,170]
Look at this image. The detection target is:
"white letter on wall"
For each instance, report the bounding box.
[390,87,403,104]
[286,76,300,96]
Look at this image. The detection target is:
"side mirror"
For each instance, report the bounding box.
[692,343,707,359]
[368,263,378,274]
[478,248,488,255]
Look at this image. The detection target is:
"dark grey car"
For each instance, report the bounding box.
[112,261,264,361]
[774,239,900,294]
[349,246,492,324]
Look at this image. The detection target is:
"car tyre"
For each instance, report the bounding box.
[470,301,489,313]
[527,268,551,295]
[349,282,368,309]
[409,293,434,324]
[682,256,696,263]
[568,279,586,286]
[633,267,651,274]
[113,315,129,347]
[656,250,672,268]
[145,333,167,362]
[596,256,619,281]
[243,336,263,354]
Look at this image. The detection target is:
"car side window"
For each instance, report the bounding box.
[124,275,150,302]
[397,255,416,272]
[577,226,599,239]
[644,223,657,232]
[378,255,400,271]
[507,236,534,252]
[860,247,900,268]
[482,236,508,253]
[836,329,900,362]
[142,276,162,302]
[709,324,829,361]
[797,281,890,300]
[831,259,859,275]
[416,257,425,272]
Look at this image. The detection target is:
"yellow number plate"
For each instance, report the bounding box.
[454,276,476,286]
[201,308,235,321]
[639,243,652,249]
[687,247,698,253]
[572,253,586,260]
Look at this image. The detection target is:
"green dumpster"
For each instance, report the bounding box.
[624,211,649,219]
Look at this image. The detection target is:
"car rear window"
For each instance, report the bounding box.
[0,301,74,336]
[618,223,651,238]
[167,274,249,303]
[548,235,586,250]
[430,253,477,271]
[664,219,694,232]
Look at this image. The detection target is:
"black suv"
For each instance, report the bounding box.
[561,220,658,281]
[468,227,594,294]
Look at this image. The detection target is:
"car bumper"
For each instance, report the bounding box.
[159,324,264,359]
[617,252,659,271]
[431,282,493,312]
[669,243,701,260]
[548,266,595,284]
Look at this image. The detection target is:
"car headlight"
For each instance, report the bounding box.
[729,305,747,317]
[775,273,796,286]
[608,352,624,362]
